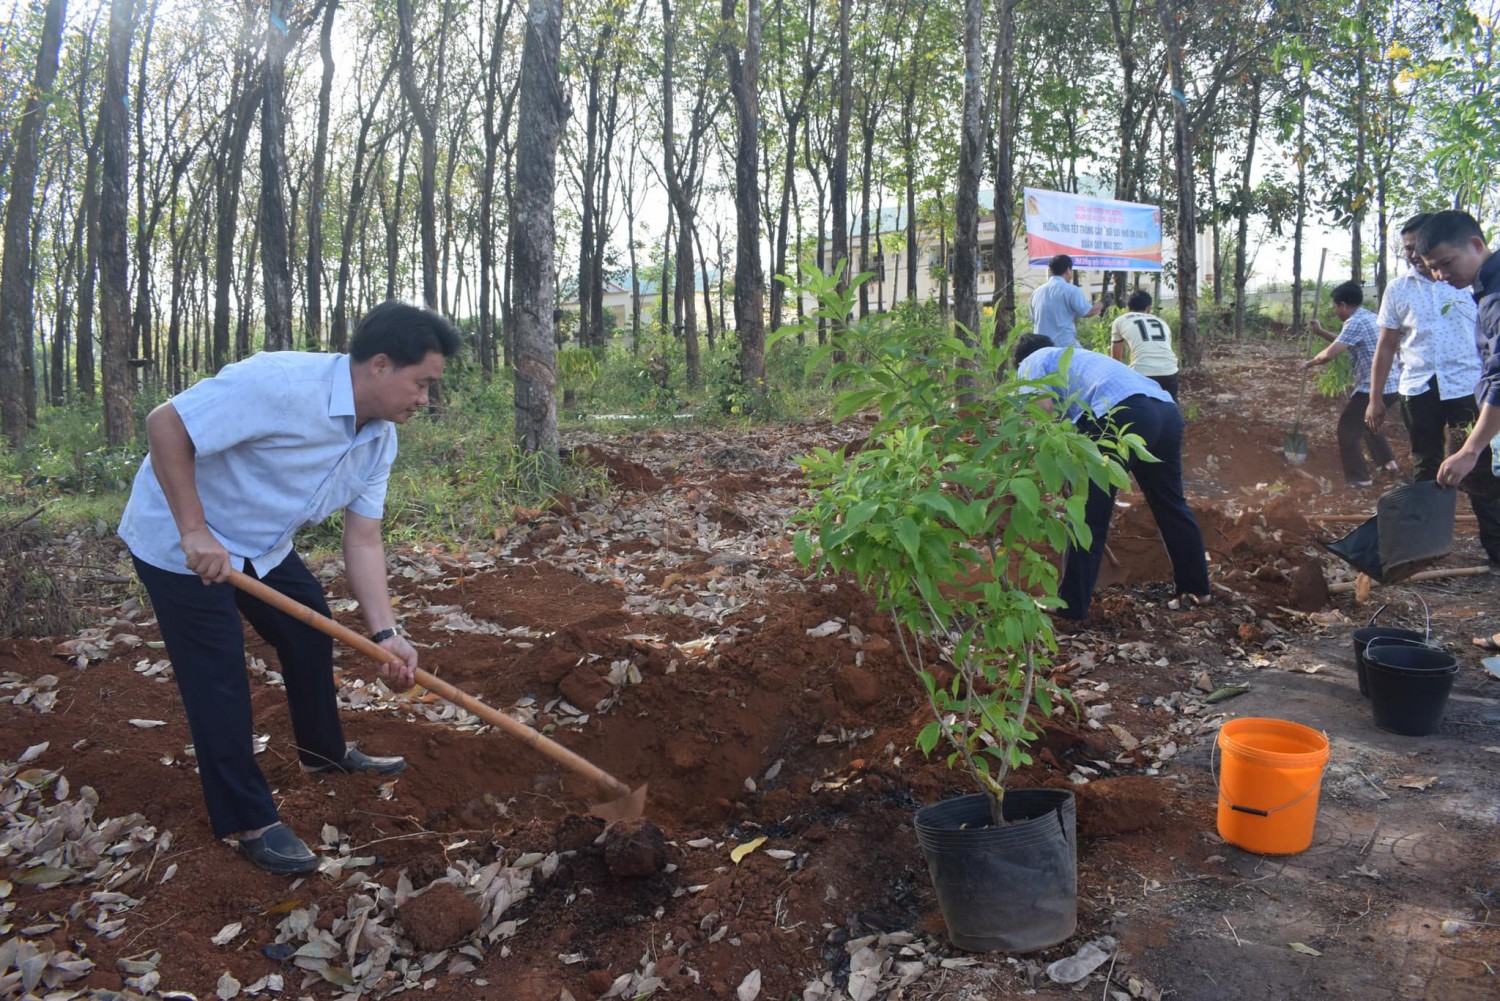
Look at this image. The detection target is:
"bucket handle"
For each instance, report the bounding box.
[1367,596,1430,641]
[1211,738,1329,818]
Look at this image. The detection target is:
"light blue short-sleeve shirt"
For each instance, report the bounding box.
[119,351,398,576]
[1016,346,1173,422]
[1029,276,1092,349]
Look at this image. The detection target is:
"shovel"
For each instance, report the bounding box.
[227,569,648,823]
[1284,247,1329,464]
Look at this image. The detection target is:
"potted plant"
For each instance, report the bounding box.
[776,270,1143,952]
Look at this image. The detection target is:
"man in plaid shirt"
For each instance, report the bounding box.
[1304,281,1402,488]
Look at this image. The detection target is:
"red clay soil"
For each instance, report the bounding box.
[0,342,1446,1000]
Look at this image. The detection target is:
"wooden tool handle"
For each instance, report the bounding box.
[225,569,632,799]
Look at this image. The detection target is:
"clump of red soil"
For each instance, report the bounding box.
[602,819,667,877]
[399,882,484,952]
[572,444,665,491]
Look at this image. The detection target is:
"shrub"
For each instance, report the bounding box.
[779,268,1141,823]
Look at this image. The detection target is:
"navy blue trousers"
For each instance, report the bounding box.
[132,552,346,838]
[1062,394,1210,619]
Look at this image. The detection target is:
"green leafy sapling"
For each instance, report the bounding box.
[776,268,1147,826]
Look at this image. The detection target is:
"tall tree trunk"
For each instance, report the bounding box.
[213,71,258,372]
[1159,0,1199,367]
[831,0,851,295]
[0,0,66,445]
[78,130,100,400]
[1292,86,1307,340]
[1232,74,1261,341]
[130,0,158,387]
[261,0,294,350]
[722,0,765,386]
[99,0,134,446]
[397,0,441,311]
[953,0,983,344]
[990,0,1017,339]
[305,0,338,350]
[512,0,566,456]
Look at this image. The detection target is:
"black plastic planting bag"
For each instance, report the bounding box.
[1322,480,1457,583]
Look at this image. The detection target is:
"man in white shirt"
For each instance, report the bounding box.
[1029,254,1104,349]
[1109,289,1180,400]
[1366,213,1500,564]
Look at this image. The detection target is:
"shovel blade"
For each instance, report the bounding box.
[589,783,648,823]
[1283,432,1308,465]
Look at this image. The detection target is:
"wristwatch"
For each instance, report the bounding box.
[371,627,400,643]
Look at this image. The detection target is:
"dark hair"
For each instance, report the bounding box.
[1048,254,1073,276]
[1416,210,1486,257]
[1330,281,1363,307]
[349,301,462,366]
[1014,332,1054,365]
[1127,289,1152,312]
[1398,212,1431,236]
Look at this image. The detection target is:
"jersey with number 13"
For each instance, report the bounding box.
[1109,311,1179,377]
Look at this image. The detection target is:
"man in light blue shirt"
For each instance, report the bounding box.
[1015,334,1210,620]
[1029,254,1104,349]
[119,301,460,875]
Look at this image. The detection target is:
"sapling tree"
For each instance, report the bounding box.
[779,268,1144,825]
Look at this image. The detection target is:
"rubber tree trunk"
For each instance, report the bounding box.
[0,0,66,446]
[722,0,765,387]
[261,0,294,350]
[1159,0,1199,367]
[1232,73,1261,341]
[831,0,851,298]
[397,0,440,311]
[305,0,338,350]
[952,0,984,346]
[99,0,134,446]
[512,0,566,457]
[989,0,1017,340]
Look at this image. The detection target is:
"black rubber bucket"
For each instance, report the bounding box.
[913,789,1076,953]
[1352,627,1424,697]
[1364,643,1458,736]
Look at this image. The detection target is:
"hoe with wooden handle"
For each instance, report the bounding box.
[227,569,647,823]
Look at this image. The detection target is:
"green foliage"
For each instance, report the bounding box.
[557,347,601,394]
[0,405,144,499]
[776,267,1141,816]
[1315,351,1354,398]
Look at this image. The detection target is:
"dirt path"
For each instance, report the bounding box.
[2,341,1498,1001]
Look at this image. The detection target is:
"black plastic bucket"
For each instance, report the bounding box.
[913,789,1076,952]
[1352,627,1425,697]
[1364,643,1458,736]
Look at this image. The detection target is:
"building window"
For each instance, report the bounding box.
[861,253,886,284]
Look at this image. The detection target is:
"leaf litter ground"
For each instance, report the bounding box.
[2,341,1498,1001]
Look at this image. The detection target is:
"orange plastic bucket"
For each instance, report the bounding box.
[1214,718,1330,855]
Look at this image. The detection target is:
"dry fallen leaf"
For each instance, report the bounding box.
[736,969,762,1001]
[210,922,242,946]
[1391,775,1438,791]
[730,836,767,864]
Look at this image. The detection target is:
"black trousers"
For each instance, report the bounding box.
[1338,391,1398,483]
[1063,395,1211,619]
[1149,373,1179,403]
[132,551,346,838]
[1400,380,1500,562]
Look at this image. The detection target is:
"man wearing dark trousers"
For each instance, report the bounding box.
[1367,213,1500,563]
[1014,334,1212,620]
[1416,212,1500,582]
[1304,281,1402,489]
[119,301,461,874]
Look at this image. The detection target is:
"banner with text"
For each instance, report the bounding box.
[1023,188,1163,271]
